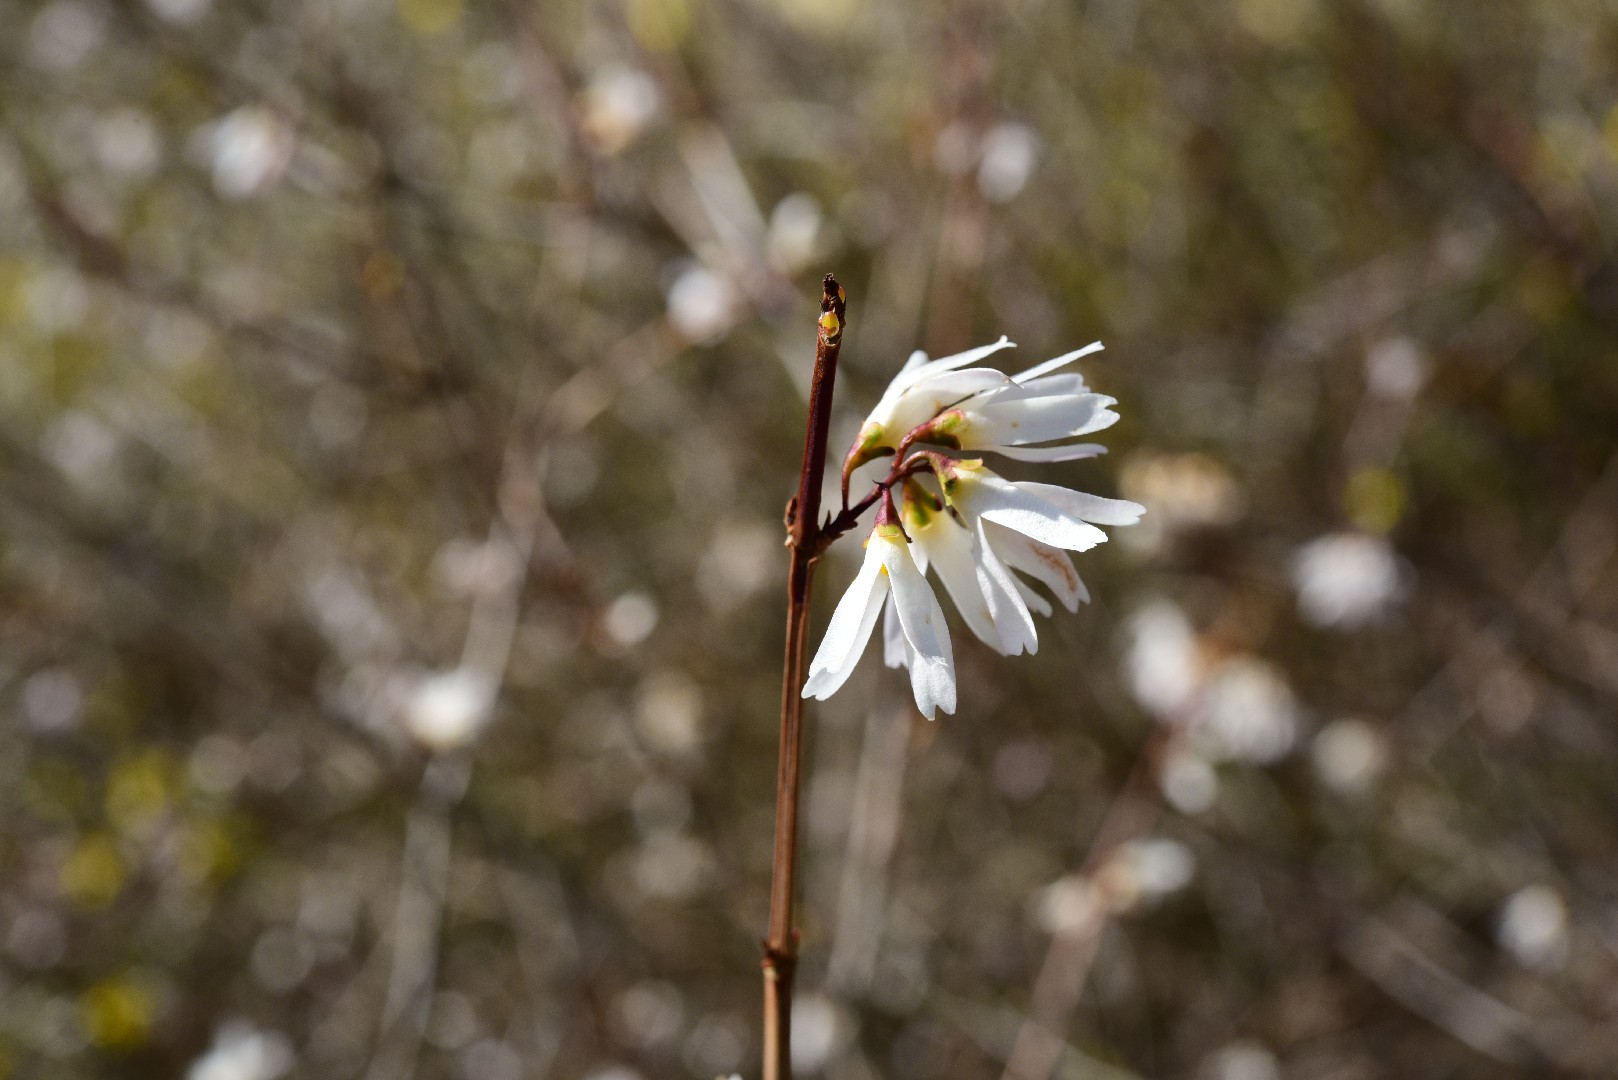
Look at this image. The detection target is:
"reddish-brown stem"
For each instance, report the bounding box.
[819,456,938,553]
[765,273,847,1080]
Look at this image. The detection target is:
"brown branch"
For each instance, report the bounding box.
[763,273,846,1080]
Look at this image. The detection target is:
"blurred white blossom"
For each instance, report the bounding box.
[977,122,1039,202]
[194,107,295,199]
[630,830,714,899]
[1099,837,1196,911]
[1193,657,1298,764]
[42,410,121,494]
[582,68,660,154]
[767,193,823,273]
[1159,745,1219,814]
[94,109,162,178]
[1365,337,1429,400]
[1311,717,1388,795]
[1497,884,1568,971]
[187,1023,293,1080]
[1034,874,1103,933]
[1204,1040,1281,1080]
[28,0,104,72]
[697,519,776,610]
[613,980,684,1050]
[460,1040,525,1080]
[1124,600,1200,719]
[603,591,659,647]
[635,670,704,755]
[21,668,84,735]
[666,265,738,343]
[1291,531,1407,628]
[403,669,496,751]
[790,994,851,1074]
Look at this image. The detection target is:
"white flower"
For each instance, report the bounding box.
[811,336,1141,716]
[868,460,1136,671]
[936,458,1140,654]
[842,339,1117,489]
[803,518,955,720]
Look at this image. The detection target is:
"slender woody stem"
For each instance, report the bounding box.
[765,273,846,1080]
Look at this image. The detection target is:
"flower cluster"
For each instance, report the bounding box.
[804,339,1144,718]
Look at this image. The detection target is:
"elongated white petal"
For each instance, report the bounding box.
[1013,341,1103,384]
[1015,578,1053,617]
[881,539,956,719]
[967,392,1119,446]
[913,513,1003,652]
[973,517,1039,655]
[802,544,890,700]
[890,336,1015,396]
[894,369,1013,415]
[870,369,1014,440]
[955,473,1109,552]
[1015,483,1146,526]
[881,592,906,668]
[898,348,929,375]
[914,368,1013,397]
[1005,372,1091,399]
[984,521,1088,611]
[984,442,1107,462]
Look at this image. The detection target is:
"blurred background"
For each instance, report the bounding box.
[3,0,1618,1077]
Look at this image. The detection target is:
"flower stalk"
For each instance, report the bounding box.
[764,272,846,1080]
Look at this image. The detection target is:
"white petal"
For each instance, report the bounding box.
[881,540,956,719]
[802,543,890,700]
[1013,341,1103,384]
[871,368,1014,437]
[1006,373,1092,399]
[956,473,1109,552]
[899,348,929,375]
[984,442,1108,463]
[891,336,1015,395]
[913,513,1003,652]
[881,592,906,668]
[973,517,1039,655]
[984,521,1087,612]
[967,391,1119,446]
[1015,578,1053,617]
[1015,482,1146,526]
[898,368,1013,415]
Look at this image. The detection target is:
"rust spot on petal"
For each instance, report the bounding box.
[1030,543,1078,594]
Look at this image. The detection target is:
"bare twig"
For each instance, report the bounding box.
[763,273,847,1080]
